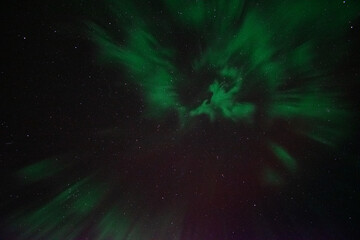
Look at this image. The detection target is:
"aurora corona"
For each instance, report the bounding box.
[4,0,360,239]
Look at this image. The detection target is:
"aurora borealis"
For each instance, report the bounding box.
[2,0,360,239]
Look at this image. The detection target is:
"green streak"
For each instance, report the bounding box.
[96,207,184,240]
[269,142,297,172]
[164,0,245,32]
[18,178,105,239]
[263,167,283,186]
[164,0,206,27]
[124,207,184,240]
[17,157,62,182]
[91,23,183,119]
[270,88,351,146]
[97,207,130,240]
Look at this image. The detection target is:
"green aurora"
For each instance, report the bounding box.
[91,0,357,161]
[7,0,360,239]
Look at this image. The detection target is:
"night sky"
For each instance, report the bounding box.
[2,0,360,239]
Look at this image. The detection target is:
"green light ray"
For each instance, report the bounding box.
[17,157,63,183]
[17,178,106,240]
[96,207,131,240]
[263,167,283,186]
[269,142,297,173]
